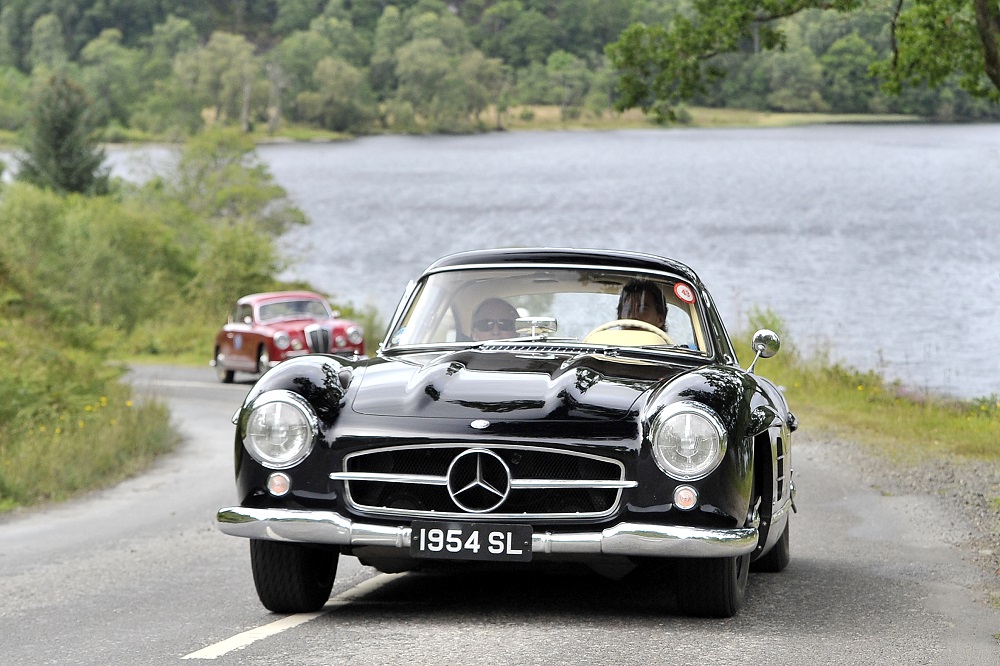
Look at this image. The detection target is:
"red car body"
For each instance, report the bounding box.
[212,291,364,383]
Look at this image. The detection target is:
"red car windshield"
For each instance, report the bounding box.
[258,299,330,322]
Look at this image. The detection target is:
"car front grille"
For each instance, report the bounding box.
[305,324,332,353]
[331,444,633,521]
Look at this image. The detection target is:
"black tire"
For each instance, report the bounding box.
[751,520,790,573]
[674,553,750,618]
[256,345,270,374]
[214,348,234,384]
[250,540,338,613]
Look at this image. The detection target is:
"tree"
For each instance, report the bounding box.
[17,71,109,195]
[821,32,878,112]
[606,0,1000,122]
[477,2,556,68]
[174,31,261,129]
[271,30,334,104]
[369,5,407,98]
[309,15,371,67]
[545,50,591,118]
[0,66,29,130]
[296,56,377,132]
[27,13,67,72]
[142,15,200,81]
[79,29,143,127]
[0,7,19,69]
[169,129,305,236]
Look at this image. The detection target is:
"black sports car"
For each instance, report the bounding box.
[217,248,797,617]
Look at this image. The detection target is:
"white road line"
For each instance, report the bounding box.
[182,574,399,660]
[143,379,244,389]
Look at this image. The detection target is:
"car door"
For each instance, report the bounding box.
[222,303,256,371]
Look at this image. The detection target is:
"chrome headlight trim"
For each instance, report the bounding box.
[273,331,291,350]
[242,390,318,469]
[346,325,364,345]
[649,401,728,481]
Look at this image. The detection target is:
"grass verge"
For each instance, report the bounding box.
[0,317,180,511]
[734,312,999,465]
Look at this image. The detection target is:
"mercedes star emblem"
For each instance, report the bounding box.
[446,448,511,513]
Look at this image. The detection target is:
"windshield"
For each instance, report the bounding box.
[258,299,330,322]
[386,267,710,354]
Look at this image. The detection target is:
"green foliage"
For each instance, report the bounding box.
[872,0,1000,103]
[607,0,1000,122]
[821,33,878,112]
[0,0,995,137]
[0,66,29,130]
[296,56,379,132]
[79,28,144,127]
[0,125,313,510]
[27,12,67,71]
[17,70,110,194]
[0,325,178,506]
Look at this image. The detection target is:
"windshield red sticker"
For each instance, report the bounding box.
[674,282,695,304]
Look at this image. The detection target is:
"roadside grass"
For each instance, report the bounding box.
[0,317,180,510]
[0,384,178,509]
[733,314,999,465]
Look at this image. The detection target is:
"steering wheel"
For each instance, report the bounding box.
[585,319,675,345]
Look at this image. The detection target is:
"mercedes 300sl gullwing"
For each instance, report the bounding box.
[216,248,797,617]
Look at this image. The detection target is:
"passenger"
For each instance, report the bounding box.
[617,279,667,330]
[471,298,519,341]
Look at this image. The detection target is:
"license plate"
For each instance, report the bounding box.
[410,521,532,562]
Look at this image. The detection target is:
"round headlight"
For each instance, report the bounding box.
[273,331,291,350]
[650,402,727,481]
[346,326,364,345]
[243,391,317,469]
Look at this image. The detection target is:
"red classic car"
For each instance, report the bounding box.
[211,291,364,383]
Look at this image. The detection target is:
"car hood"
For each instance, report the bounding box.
[351,348,691,422]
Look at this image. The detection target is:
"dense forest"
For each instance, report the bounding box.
[0,0,997,139]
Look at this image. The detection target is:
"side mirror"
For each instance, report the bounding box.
[747,329,780,373]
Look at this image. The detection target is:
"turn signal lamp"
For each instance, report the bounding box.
[673,485,698,511]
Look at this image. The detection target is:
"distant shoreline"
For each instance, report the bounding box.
[0,106,939,152]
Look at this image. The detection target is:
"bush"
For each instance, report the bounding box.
[0,128,309,510]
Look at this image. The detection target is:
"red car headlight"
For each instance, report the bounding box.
[273,331,291,350]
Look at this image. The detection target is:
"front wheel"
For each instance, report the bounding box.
[752,520,790,573]
[256,345,270,374]
[214,348,234,384]
[674,553,750,618]
[250,540,338,613]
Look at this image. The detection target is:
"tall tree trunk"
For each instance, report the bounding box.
[973,0,1000,91]
[240,80,250,132]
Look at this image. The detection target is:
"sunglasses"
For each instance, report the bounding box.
[474,318,516,332]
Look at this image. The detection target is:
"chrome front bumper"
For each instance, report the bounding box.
[216,507,758,558]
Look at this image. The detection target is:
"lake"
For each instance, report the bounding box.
[106,124,999,399]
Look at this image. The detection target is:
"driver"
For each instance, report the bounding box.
[617,279,667,330]
[471,298,519,341]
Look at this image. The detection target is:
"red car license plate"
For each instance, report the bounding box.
[410,521,532,562]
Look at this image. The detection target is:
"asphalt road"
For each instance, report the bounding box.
[0,364,997,665]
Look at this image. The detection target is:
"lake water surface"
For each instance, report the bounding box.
[109,125,999,398]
